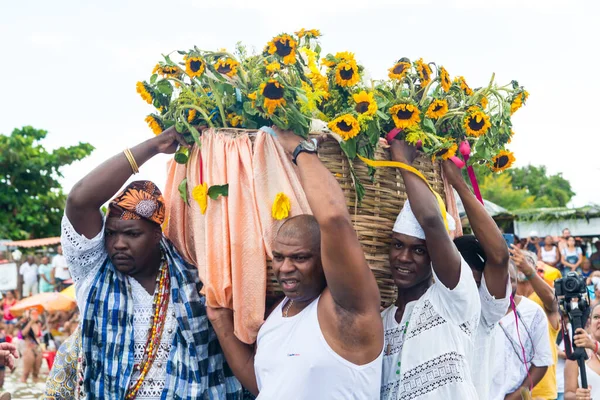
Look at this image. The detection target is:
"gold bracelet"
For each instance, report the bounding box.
[123,149,139,174]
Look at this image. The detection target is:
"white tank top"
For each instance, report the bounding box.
[541,246,558,263]
[254,296,383,399]
[578,362,600,397]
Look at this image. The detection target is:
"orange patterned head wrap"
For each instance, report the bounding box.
[108,181,165,225]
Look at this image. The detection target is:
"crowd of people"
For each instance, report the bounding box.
[15,246,71,296]
[0,126,598,400]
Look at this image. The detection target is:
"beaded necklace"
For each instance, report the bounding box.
[126,259,171,400]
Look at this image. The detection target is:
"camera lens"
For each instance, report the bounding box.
[564,276,578,292]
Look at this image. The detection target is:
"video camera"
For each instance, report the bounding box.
[555,271,591,388]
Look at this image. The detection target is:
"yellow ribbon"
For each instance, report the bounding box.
[357,155,450,231]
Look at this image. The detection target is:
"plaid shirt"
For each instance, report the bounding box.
[78,237,242,400]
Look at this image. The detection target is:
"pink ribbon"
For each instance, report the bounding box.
[451,141,484,205]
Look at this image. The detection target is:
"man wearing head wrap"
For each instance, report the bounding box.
[61,127,242,399]
[380,140,480,400]
[442,160,511,399]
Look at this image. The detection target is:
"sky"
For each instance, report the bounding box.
[1,0,598,207]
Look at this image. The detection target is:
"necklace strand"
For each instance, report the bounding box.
[284,299,294,317]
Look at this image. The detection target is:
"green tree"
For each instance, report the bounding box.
[479,173,536,210]
[0,126,94,240]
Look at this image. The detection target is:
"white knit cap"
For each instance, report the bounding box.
[392,200,456,240]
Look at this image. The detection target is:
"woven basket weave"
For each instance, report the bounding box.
[245,131,447,308]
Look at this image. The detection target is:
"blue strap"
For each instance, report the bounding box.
[260,126,276,136]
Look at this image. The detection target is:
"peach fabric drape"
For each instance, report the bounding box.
[163,129,310,344]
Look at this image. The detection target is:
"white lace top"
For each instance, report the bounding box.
[61,214,176,400]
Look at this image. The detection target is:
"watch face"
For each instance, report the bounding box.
[301,140,317,152]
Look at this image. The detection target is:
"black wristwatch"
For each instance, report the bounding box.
[292,139,318,165]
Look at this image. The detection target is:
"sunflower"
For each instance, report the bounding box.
[390,103,421,130]
[490,150,516,172]
[454,76,473,95]
[187,109,197,123]
[439,66,451,92]
[321,58,336,68]
[432,143,458,162]
[215,58,240,77]
[335,61,360,87]
[480,95,489,109]
[511,91,529,114]
[353,91,377,117]
[267,34,297,65]
[328,114,360,141]
[295,28,321,39]
[228,113,242,127]
[265,61,281,75]
[415,58,432,87]
[153,64,181,78]
[508,129,515,144]
[260,80,286,115]
[464,108,491,137]
[145,114,164,135]
[426,99,449,119]
[388,61,411,81]
[185,56,205,78]
[335,51,355,62]
[136,81,153,104]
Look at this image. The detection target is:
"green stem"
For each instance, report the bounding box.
[206,80,229,128]
[419,78,436,107]
[181,104,215,128]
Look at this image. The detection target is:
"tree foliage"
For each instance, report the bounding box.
[0,126,94,240]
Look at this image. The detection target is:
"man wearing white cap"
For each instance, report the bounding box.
[380,140,480,400]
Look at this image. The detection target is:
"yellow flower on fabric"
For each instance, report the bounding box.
[511,91,529,114]
[228,113,242,127]
[426,99,449,119]
[260,80,286,115]
[390,103,421,129]
[455,76,473,95]
[185,56,205,78]
[353,91,377,117]
[415,58,432,87]
[439,66,451,92]
[215,58,240,77]
[335,61,359,87]
[388,61,411,81]
[145,114,163,135]
[136,82,153,104]
[432,143,458,162]
[192,183,208,214]
[187,109,197,123]
[464,108,491,137]
[295,28,321,39]
[272,192,291,220]
[265,61,281,74]
[267,34,297,65]
[490,150,516,172]
[328,114,360,141]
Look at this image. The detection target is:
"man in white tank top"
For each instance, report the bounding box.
[443,160,511,400]
[380,140,481,400]
[207,127,384,399]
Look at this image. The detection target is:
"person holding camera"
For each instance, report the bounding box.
[564,303,600,400]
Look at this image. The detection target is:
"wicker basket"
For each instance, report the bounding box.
[247,132,447,308]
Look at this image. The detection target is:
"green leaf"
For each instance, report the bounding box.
[156,79,173,96]
[178,178,188,204]
[177,50,187,55]
[422,118,436,134]
[150,74,158,84]
[207,184,229,200]
[339,137,357,160]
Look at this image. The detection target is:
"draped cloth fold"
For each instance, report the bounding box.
[164,129,311,344]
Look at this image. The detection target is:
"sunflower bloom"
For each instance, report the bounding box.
[265,61,281,74]
[335,52,355,62]
[335,61,359,87]
[388,61,411,81]
[480,96,489,109]
[390,103,421,130]
[136,82,153,104]
[455,76,473,95]
[192,183,208,214]
[187,109,197,123]
[215,58,240,77]
[464,108,491,137]
[432,143,458,162]
[328,114,360,141]
[353,91,377,117]
[145,114,164,135]
[321,58,336,68]
[228,113,242,127]
[260,80,286,115]
[511,91,529,114]
[267,34,297,65]
[426,99,449,119]
[439,67,451,92]
[154,64,181,78]
[272,192,291,220]
[295,28,321,39]
[490,150,516,172]
[415,58,432,87]
[185,56,205,78]
[508,129,515,144]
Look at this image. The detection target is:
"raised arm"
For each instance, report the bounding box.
[390,140,461,289]
[272,128,380,314]
[505,366,548,400]
[65,127,189,239]
[442,160,509,297]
